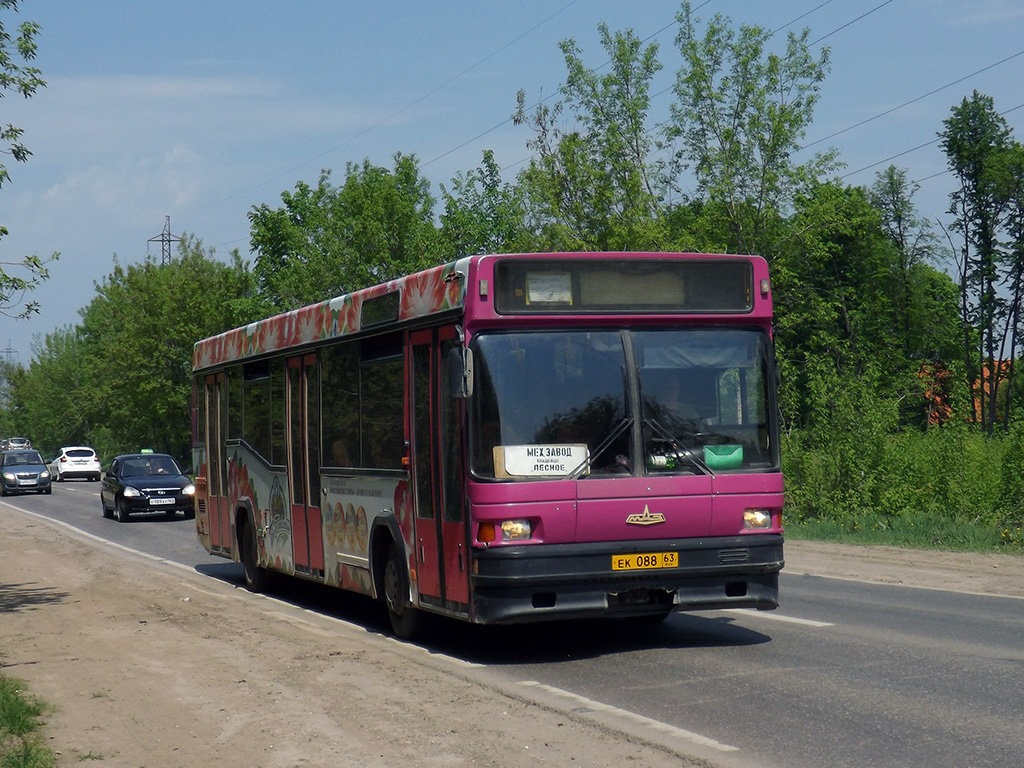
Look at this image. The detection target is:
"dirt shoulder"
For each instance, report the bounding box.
[2,510,1022,768]
[783,538,1024,599]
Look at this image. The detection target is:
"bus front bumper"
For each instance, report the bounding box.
[469,534,784,625]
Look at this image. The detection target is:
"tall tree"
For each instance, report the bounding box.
[939,91,1015,432]
[0,0,56,317]
[60,237,259,461]
[998,142,1024,423]
[773,182,894,419]
[669,1,836,258]
[773,180,958,429]
[513,22,667,250]
[13,326,91,453]
[249,155,440,311]
[439,150,526,258]
[868,166,945,359]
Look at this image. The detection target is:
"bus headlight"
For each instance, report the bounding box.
[500,519,533,541]
[743,508,772,530]
[478,519,534,544]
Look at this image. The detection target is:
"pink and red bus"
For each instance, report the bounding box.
[192,252,784,637]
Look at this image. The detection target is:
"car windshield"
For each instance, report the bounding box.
[4,450,43,466]
[121,456,181,478]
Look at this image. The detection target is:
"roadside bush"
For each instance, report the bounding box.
[784,419,1020,550]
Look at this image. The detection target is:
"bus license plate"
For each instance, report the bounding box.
[611,552,678,571]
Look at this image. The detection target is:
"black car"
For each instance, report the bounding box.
[0,449,52,495]
[100,453,195,522]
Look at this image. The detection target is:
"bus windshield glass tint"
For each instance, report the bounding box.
[469,329,776,479]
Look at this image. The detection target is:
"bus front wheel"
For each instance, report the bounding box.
[383,543,423,640]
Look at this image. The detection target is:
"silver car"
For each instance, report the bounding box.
[1,449,52,495]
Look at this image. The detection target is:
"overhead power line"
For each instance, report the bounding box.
[809,0,896,46]
[841,101,1024,183]
[804,48,1024,151]
[188,0,582,213]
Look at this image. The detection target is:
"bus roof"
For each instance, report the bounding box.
[192,252,767,372]
[193,260,467,372]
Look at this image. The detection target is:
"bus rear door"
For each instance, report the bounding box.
[286,354,325,576]
[203,373,231,555]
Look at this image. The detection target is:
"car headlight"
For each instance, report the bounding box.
[40,470,49,479]
[123,486,141,497]
[182,483,196,496]
[2,472,14,481]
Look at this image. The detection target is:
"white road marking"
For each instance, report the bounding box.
[519,680,739,752]
[722,608,833,627]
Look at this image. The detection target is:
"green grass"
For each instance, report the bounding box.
[785,511,1024,552]
[0,673,57,768]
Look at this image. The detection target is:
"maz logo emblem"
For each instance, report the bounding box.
[625,505,666,526]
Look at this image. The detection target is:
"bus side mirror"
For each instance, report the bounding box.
[448,347,474,399]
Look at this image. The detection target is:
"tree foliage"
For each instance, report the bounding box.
[249,155,440,312]
[669,1,837,258]
[513,22,667,251]
[7,238,259,462]
[940,91,1023,433]
[439,150,526,257]
[0,0,56,318]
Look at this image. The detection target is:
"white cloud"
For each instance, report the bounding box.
[949,0,1024,25]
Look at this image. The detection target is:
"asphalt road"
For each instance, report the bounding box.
[10,481,1024,768]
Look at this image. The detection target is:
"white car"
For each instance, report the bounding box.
[50,446,102,482]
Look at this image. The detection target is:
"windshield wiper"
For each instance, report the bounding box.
[568,417,633,479]
[643,418,714,476]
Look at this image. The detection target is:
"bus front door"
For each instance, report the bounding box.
[410,328,469,612]
[286,354,324,577]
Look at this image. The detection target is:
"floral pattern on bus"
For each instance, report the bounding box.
[226,457,264,563]
[339,563,372,594]
[401,265,462,319]
[222,449,294,574]
[329,294,362,336]
[192,261,467,370]
[321,475,407,596]
[394,480,413,549]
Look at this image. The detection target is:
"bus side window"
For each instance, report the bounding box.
[321,344,360,468]
[331,439,351,467]
[362,356,404,470]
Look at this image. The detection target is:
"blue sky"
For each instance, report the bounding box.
[1,0,1022,364]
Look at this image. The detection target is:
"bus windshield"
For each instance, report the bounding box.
[469,328,776,479]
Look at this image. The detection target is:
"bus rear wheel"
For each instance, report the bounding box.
[241,517,266,593]
[383,543,423,640]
